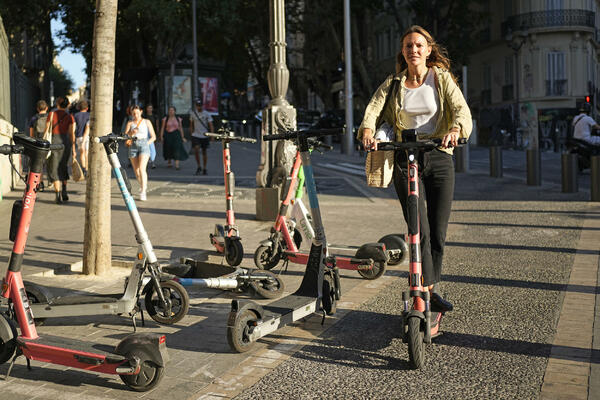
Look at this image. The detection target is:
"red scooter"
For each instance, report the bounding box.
[377,130,466,369]
[0,134,168,391]
[254,139,407,279]
[207,127,257,266]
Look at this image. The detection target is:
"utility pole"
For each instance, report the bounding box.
[192,0,199,101]
[343,0,353,155]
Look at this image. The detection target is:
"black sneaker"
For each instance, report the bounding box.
[55,191,63,204]
[203,169,207,175]
[430,292,453,313]
[61,187,69,202]
[195,167,202,175]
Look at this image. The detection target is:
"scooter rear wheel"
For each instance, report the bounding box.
[377,234,409,266]
[321,273,337,315]
[144,280,190,324]
[248,270,285,299]
[23,280,52,326]
[227,309,259,353]
[254,245,281,270]
[0,316,17,364]
[407,316,425,369]
[119,349,164,392]
[225,240,244,266]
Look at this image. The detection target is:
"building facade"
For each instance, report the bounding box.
[468,0,600,150]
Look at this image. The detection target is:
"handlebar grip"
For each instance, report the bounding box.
[94,133,134,143]
[240,137,257,143]
[0,145,13,155]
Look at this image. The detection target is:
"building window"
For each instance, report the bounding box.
[546,52,566,96]
[546,0,562,11]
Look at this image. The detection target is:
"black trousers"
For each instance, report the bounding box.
[392,149,455,286]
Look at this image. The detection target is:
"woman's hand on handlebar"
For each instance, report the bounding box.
[362,128,377,151]
[442,127,460,148]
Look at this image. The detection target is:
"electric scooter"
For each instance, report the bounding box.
[0,134,168,391]
[207,127,257,266]
[22,133,189,328]
[161,257,285,299]
[227,128,343,353]
[376,130,466,369]
[254,141,408,279]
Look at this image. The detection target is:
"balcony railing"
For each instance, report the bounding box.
[501,10,595,38]
[545,79,567,96]
[502,84,514,101]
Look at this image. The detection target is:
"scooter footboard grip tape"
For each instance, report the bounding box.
[407,194,418,235]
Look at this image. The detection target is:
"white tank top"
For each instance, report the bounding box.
[400,69,440,135]
[130,118,149,139]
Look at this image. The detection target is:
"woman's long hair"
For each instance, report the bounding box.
[396,25,456,81]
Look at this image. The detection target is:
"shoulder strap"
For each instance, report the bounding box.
[193,109,209,130]
[573,115,585,128]
[381,78,400,125]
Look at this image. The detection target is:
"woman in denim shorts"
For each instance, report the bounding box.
[125,105,156,201]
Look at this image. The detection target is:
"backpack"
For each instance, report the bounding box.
[33,113,48,140]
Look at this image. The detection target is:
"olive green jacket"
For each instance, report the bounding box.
[357,66,472,154]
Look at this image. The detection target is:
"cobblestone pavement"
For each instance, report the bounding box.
[0,141,597,399]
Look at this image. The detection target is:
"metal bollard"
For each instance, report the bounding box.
[561,153,578,193]
[454,145,469,173]
[592,155,600,202]
[526,149,541,186]
[489,146,502,178]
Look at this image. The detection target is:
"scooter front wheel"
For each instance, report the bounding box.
[144,280,190,324]
[248,270,285,299]
[225,240,244,266]
[0,316,17,364]
[357,261,386,280]
[119,349,164,392]
[253,245,281,270]
[407,316,425,369]
[227,309,259,353]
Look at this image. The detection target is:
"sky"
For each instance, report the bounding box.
[50,18,87,90]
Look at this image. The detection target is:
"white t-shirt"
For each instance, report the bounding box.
[573,113,600,145]
[190,109,213,138]
[400,69,440,135]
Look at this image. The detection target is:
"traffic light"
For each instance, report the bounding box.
[585,95,591,104]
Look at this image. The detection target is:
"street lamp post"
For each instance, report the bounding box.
[505,28,528,147]
[192,0,199,101]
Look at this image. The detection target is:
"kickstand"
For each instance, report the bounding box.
[5,351,22,380]
[321,309,326,326]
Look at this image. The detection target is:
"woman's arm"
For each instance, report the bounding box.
[158,118,165,142]
[146,119,156,144]
[178,117,186,141]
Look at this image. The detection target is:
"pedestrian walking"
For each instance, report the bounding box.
[189,99,214,175]
[144,104,159,169]
[125,105,156,201]
[45,96,76,204]
[73,100,90,174]
[359,25,472,312]
[159,106,188,170]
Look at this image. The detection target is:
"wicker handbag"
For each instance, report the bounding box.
[365,79,399,188]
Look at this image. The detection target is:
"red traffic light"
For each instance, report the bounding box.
[585,95,591,103]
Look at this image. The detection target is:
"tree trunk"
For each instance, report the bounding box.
[83,0,118,275]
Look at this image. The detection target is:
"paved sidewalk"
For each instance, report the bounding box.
[0,141,598,399]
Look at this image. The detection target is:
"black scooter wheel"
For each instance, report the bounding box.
[225,240,244,266]
[248,270,285,299]
[145,280,189,325]
[119,349,164,392]
[227,309,259,353]
[321,273,337,315]
[254,245,281,270]
[407,316,425,369]
[378,234,408,266]
[0,317,17,364]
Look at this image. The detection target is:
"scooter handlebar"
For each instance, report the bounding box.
[308,138,333,151]
[94,133,136,144]
[263,127,344,141]
[205,132,257,143]
[0,144,24,155]
[374,137,467,152]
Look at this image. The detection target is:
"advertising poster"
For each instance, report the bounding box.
[168,75,191,113]
[199,77,219,115]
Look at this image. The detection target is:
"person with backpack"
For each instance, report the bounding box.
[573,103,600,146]
[29,100,49,140]
[45,96,76,204]
[189,99,214,175]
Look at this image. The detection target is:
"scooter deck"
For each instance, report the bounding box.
[163,260,239,279]
[47,293,122,306]
[18,334,124,361]
[261,294,318,323]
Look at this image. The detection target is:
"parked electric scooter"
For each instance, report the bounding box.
[227,128,343,353]
[22,133,189,328]
[162,257,285,299]
[376,130,466,369]
[254,140,407,279]
[0,134,168,391]
[207,126,257,266]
